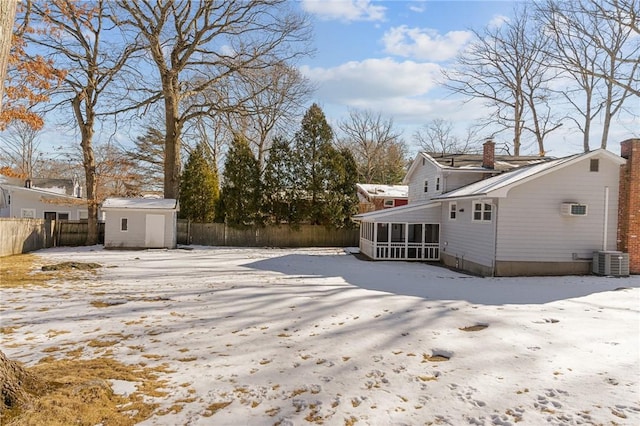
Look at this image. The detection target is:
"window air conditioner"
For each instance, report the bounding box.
[561,202,587,216]
[592,251,630,277]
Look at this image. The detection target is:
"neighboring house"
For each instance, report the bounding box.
[102,198,179,249]
[354,139,639,276]
[0,177,88,220]
[356,183,408,213]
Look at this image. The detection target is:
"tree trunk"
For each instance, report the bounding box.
[600,87,613,150]
[162,75,182,200]
[72,93,99,245]
[0,0,17,113]
[1,349,46,413]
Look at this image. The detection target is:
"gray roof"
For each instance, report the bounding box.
[424,152,555,172]
[434,149,625,200]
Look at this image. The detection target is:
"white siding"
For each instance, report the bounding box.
[407,161,442,203]
[440,198,497,268]
[0,186,87,219]
[443,172,488,193]
[495,155,620,262]
[360,204,441,223]
[104,209,177,249]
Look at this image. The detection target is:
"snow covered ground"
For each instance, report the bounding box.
[2,246,639,425]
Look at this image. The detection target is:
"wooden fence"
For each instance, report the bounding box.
[178,220,359,248]
[55,220,105,246]
[1,218,357,257]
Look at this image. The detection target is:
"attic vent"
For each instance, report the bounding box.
[593,251,629,276]
[561,203,587,216]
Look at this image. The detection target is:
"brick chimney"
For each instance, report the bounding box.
[617,138,640,274]
[482,140,495,169]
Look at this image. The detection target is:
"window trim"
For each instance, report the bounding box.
[120,217,129,232]
[78,209,89,220]
[57,212,71,220]
[590,158,599,172]
[21,208,36,219]
[449,202,457,220]
[472,201,492,222]
[383,199,394,207]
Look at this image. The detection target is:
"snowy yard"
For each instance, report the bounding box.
[2,246,639,425]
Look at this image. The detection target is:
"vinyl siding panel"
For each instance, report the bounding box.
[495,155,620,262]
[443,172,488,193]
[440,198,496,268]
[407,161,442,203]
[1,186,87,219]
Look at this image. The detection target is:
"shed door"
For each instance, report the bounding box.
[145,214,165,248]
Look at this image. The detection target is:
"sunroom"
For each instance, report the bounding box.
[353,202,441,261]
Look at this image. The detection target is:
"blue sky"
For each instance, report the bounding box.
[296,0,638,157]
[30,1,638,160]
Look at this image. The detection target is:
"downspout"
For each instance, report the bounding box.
[603,186,609,251]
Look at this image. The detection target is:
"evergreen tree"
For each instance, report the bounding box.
[325,147,359,228]
[220,134,261,226]
[293,103,335,225]
[126,126,165,192]
[262,136,296,224]
[179,143,219,222]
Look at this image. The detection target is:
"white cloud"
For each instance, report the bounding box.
[408,1,427,13]
[488,14,510,29]
[382,25,472,62]
[301,0,386,22]
[300,58,442,103]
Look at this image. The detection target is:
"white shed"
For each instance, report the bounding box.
[102,198,179,249]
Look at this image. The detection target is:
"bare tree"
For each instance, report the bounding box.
[413,118,479,155]
[443,6,562,156]
[218,63,314,168]
[26,0,137,244]
[0,0,17,112]
[0,120,42,177]
[337,109,407,184]
[536,0,639,150]
[115,0,313,199]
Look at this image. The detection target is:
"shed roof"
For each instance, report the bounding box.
[102,198,178,210]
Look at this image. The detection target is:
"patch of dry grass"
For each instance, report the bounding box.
[0,254,52,288]
[2,356,169,426]
[0,255,101,289]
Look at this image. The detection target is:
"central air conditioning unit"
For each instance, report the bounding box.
[593,251,630,277]
[561,202,587,216]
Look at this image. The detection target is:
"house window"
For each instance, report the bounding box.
[473,202,492,222]
[436,177,440,191]
[78,210,88,220]
[449,202,457,220]
[424,180,429,193]
[121,218,128,231]
[58,212,69,220]
[383,199,394,207]
[21,208,36,218]
[590,159,599,172]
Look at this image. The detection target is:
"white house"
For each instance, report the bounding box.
[354,140,637,277]
[102,198,179,249]
[0,178,87,220]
